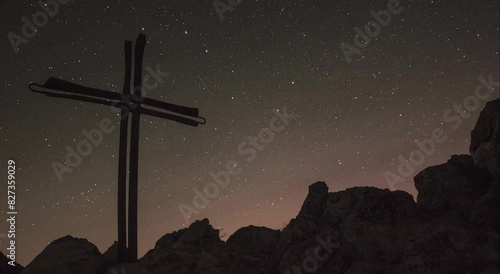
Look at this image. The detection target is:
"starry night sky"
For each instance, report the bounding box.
[1,0,499,266]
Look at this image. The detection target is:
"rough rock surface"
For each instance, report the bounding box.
[414,154,491,222]
[105,263,150,274]
[469,98,500,231]
[21,235,104,274]
[470,98,500,182]
[224,226,280,274]
[20,99,500,273]
[139,218,224,274]
[101,241,119,269]
[137,219,281,274]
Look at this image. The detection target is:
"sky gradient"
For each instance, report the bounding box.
[0,0,499,265]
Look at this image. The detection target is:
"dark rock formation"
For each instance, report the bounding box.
[271,181,330,267]
[470,98,500,182]
[138,219,281,274]
[101,241,119,269]
[21,236,105,274]
[139,218,224,274]
[105,263,150,274]
[226,225,280,257]
[20,99,499,273]
[469,98,500,231]
[224,226,280,274]
[414,154,491,223]
[1,251,24,274]
[274,186,414,274]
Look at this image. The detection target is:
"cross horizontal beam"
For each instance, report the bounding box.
[30,77,200,118]
[29,82,206,127]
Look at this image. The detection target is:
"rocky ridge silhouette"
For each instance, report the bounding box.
[6,99,499,274]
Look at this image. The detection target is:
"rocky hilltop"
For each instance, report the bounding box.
[10,99,500,274]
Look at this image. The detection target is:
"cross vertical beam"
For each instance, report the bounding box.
[117,40,132,262]
[128,34,146,262]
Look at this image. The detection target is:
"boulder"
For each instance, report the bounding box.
[139,219,224,274]
[469,98,500,230]
[323,186,416,227]
[272,185,415,274]
[470,98,500,182]
[414,155,491,222]
[224,226,280,274]
[226,226,280,257]
[21,235,104,274]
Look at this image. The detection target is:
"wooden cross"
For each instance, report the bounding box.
[29,34,206,262]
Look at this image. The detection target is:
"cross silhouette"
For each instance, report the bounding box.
[29,34,206,262]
